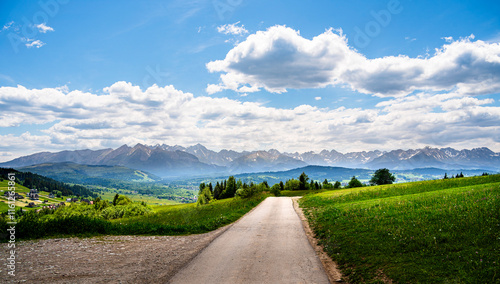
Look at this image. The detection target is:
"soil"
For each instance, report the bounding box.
[1,225,231,284]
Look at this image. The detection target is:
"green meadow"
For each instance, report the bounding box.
[300,174,500,283]
[1,193,266,240]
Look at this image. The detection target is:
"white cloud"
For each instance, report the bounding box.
[315,97,322,101]
[25,40,45,48]
[217,21,249,35]
[36,23,54,33]
[0,83,499,161]
[207,26,500,98]
[442,36,453,43]
[1,21,14,32]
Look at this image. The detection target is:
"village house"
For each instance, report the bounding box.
[49,193,55,198]
[27,189,39,200]
[3,191,23,199]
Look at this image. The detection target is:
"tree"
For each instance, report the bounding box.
[322,179,333,189]
[197,184,213,205]
[236,183,255,198]
[279,181,285,191]
[112,193,119,206]
[115,195,132,205]
[333,181,341,189]
[347,176,363,188]
[299,172,309,190]
[220,176,237,199]
[262,181,269,189]
[285,179,300,191]
[444,173,449,179]
[270,184,281,196]
[214,182,222,199]
[370,168,396,185]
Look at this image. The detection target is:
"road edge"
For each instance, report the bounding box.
[291,197,345,284]
[167,196,269,283]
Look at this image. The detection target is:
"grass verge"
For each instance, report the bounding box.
[300,175,500,283]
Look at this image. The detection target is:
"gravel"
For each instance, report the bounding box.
[1,225,230,284]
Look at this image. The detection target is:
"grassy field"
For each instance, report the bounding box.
[280,189,327,197]
[112,194,266,235]
[300,175,500,283]
[98,189,179,206]
[0,180,71,211]
[2,193,267,240]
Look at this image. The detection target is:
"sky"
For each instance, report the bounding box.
[0,0,499,162]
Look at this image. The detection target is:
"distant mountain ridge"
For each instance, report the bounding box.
[1,144,499,178]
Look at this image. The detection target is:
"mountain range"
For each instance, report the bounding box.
[1,144,499,178]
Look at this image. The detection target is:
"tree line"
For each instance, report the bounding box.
[0,168,96,198]
[197,168,397,205]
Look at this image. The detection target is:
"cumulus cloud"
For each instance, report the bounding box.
[217,21,248,35]
[207,26,500,97]
[25,40,45,48]
[36,23,54,33]
[0,83,499,161]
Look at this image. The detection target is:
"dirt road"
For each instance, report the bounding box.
[169,197,331,284]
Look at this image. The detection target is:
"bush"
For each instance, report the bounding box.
[347,176,363,188]
[285,179,300,191]
[197,185,213,205]
[115,195,132,205]
[236,184,256,198]
[270,184,281,196]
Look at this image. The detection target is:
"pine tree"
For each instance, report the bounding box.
[299,172,309,190]
[112,193,119,206]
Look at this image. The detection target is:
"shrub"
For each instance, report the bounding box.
[346,176,363,188]
[285,179,300,191]
[270,184,281,196]
[236,184,256,198]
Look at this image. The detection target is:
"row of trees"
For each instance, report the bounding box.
[282,168,396,191]
[197,177,272,205]
[443,172,465,179]
[281,172,342,191]
[197,168,398,204]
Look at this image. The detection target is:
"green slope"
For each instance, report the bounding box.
[300,174,500,283]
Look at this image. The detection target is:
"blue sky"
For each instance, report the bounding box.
[0,0,499,161]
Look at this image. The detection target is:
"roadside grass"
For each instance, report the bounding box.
[1,193,267,241]
[99,190,179,206]
[300,175,500,283]
[112,194,266,235]
[280,189,327,197]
